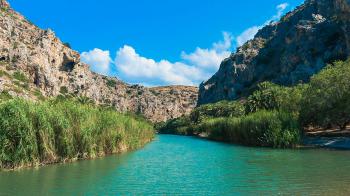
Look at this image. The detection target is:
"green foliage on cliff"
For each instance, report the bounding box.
[106,79,117,88]
[12,71,28,82]
[0,98,154,170]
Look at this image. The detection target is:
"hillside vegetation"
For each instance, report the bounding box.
[159,59,350,148]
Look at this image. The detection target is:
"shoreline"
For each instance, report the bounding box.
[0,137,155,172]
[159,132,350,150]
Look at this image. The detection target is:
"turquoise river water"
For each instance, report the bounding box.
[1,135,350,195]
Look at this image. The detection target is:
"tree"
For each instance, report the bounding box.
[245,82,288,113]
[300,60,350,129]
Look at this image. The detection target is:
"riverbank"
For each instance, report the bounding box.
[0,98,155,170]
[303,137,350,150]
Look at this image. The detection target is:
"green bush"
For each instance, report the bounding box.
[59,86,68,94]
[245,82,306,115]
[246,82,288,113]
[300,60,350,129]
[12,71,29,82]
[0,91,12,101]
[33,90,45,101]
[197,110,301,148]
[158,115,194,135]
[0,98,154,170]
[191,101,245,123]
[106,79,117,88]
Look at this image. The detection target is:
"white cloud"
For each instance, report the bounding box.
[115,45,209,86]
[236,3,289,46]
[113,32,232,86]
[236,26,261,47]
[181,32,232,71]
[274,3,289,20]
[81,48,112,75]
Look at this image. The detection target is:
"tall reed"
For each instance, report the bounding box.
[0,98,154,170]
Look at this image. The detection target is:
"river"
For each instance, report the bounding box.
[1,135,350,195]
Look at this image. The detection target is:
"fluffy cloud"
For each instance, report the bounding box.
[181,32,232,71]
[236,26,261,47]
[81,48,112,75]
[236,3,289,46]
[114,32,232,86]
[81,32,232,86]
[115,45,207,86]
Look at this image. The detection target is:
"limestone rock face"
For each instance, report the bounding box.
[0,0,198,122]
[198,0,350,105]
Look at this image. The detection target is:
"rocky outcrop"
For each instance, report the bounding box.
[0,0,198,122]
[198,0,350,105]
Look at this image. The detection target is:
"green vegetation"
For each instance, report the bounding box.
[197,110,300,148]
[191,101,245,123]
[106,79,117,88]
[300,60,350,129]
[33,89,45,101]
[0,98,154,170]
[59,86,68,94]
[13,71,29,82]
[159,59,350,148]
[0,70,10,78]
[0,91,12,101]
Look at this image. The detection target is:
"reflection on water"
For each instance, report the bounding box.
[1,135,350,195]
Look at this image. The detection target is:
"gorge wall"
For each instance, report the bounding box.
[198,0,350,105]
[0,0,198,122]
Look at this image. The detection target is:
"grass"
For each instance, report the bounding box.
[0,91,12,101]
[0,70,11,78]
[12,71,29,82]
[0,98,154,170]
[33,89,45,101]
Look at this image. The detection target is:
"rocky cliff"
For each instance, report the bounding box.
[198,0,350,105]
[0,0,198,122]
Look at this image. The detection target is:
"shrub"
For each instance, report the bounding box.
[106,79,117,88]
[158,115,194,135]
[300,60,350,129]
[245,82,288,113]
[197,110,301,148]
[0,91,12,101]
[245,82,305,115]
[33,89,45,101]
[59,86,68,94]
[191,101,245,123]
[13,71,29,82]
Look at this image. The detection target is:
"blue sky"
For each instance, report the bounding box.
[9,0,304,86]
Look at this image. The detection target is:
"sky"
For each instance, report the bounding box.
[9,0,304,86]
